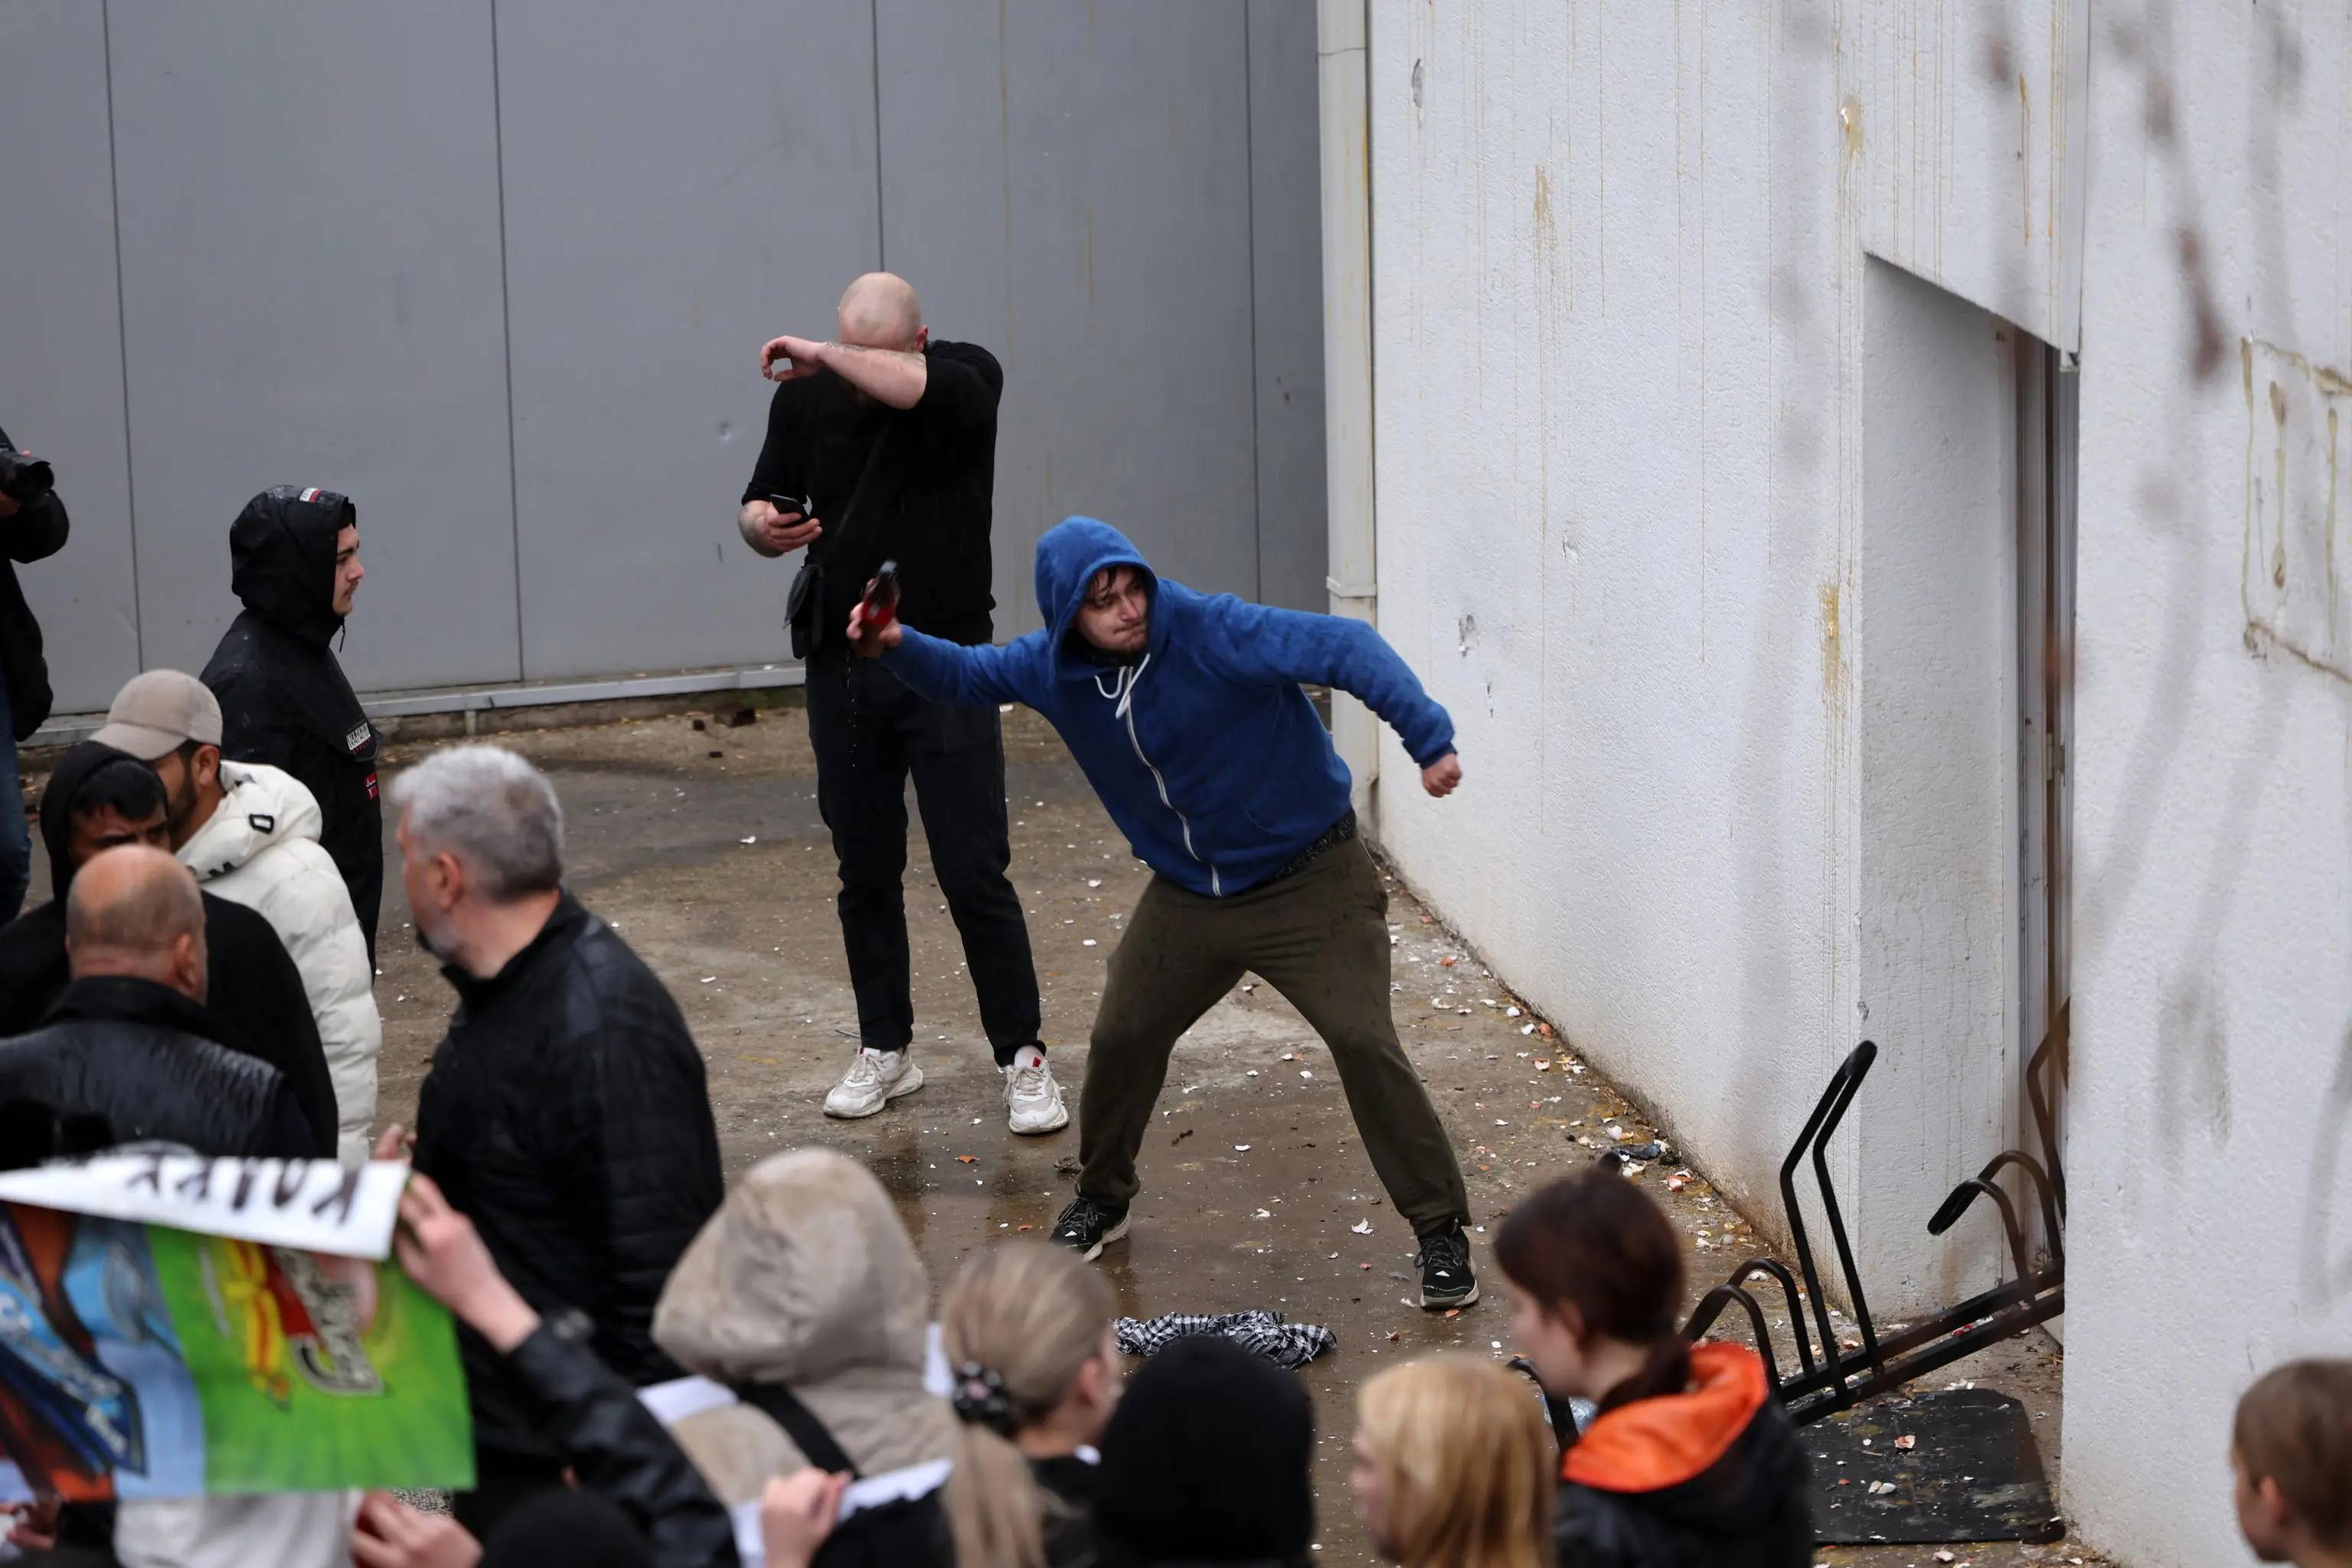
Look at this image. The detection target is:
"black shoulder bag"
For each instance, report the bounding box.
[784,423,897,661]
[730,1380,860,1477]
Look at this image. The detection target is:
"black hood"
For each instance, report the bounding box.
[229,485,355,648]
[35,740,139,900]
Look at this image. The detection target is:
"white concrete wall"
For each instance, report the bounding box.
[1363,1,2352,1561]
[1364,0,2066,1317]
[2062,4,2352,1565]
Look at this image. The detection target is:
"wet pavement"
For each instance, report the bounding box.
[16,701,2112,1566]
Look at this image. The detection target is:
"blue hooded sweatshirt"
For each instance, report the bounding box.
[882,517,1455,897]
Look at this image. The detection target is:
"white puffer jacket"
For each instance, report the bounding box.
[178,760,381,1162]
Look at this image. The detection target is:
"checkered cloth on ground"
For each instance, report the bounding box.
[1114,1310,1338,1369]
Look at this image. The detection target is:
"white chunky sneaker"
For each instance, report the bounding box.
[824,1047,923,1119]
[1003,1046,1069,1135]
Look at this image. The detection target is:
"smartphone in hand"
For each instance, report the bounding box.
[769,492,814,520]
[861,560,901,631]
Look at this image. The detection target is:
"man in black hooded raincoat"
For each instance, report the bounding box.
[201,486,383,962]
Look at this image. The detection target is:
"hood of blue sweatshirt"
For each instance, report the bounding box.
[886,517,1455,897]
[1033,514,1165,675]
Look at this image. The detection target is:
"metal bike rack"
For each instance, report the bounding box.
[1684,1036,2067,1424]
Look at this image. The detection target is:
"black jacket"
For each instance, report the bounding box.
[0,422,69,742]
[811,1452,1099,1568]
[412,893,725,1460]
[0,975,315,1158]
[498,1324,739,1568]
[1553,1345,1813,1568]
[741,341,1003,648]
[200,486,383,959]
[0,741,338,1155]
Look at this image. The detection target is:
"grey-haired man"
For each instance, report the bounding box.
[374,744,724,1541]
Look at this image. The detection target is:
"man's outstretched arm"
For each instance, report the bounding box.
[853,604,1045,711]
[1199,599,1462,794]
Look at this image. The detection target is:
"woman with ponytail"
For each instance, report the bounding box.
[758,1238,1122,1568]
[937,1240,1122,1568]
[1494,1168,1811,1568]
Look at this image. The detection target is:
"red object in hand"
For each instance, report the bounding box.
[861,562,901,631]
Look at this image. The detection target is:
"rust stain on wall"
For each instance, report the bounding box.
[2243,339,2352,681]
[1820,581,1844,701]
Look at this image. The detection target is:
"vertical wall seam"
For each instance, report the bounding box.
[100,0,142,668]
[1362,0,1377,631]
[489,0,525,681]
[1243,1,1264,601]
[871,0,887,270]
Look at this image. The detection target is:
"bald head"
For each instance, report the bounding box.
[837,272,924,351]
[66,844,208,1001]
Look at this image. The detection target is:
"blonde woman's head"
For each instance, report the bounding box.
[1351,1354,1555,1568]
[939,1242,1121,1568]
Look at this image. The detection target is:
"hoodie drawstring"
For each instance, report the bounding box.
[1095,655,1220,895]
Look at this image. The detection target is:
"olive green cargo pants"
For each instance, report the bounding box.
[1076,835,1470,1235]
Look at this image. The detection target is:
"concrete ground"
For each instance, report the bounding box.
[19,703,2117,1566]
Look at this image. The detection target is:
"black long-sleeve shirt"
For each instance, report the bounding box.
[742,340,1003,648]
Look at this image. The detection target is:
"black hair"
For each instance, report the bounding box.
[70,756,168,825]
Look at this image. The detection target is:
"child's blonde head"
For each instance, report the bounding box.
[1355,1354,1555,1568]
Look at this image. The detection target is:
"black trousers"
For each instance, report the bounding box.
[805,646,1042,1064]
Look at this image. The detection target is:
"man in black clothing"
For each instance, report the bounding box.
[378,744,724,1542]
[0,844,315,1158]
[201,485,382,962]
[0,421,70,926]
[739,271,1055,1135]
[0,740,337,1154]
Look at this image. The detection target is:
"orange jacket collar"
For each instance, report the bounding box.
[1561,1342,1770,1493]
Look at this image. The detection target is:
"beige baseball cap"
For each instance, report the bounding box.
[92,669,223,760]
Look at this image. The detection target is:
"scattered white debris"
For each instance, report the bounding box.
[1351,1219,1374,1234]
[1866,1479,1896,1495]
[1894,1435,1916,1452]
[1234,1145,1252,1152]
[1300,1070,1314,1080]
[1253,1209,1272,1219]
[699,976,717,984]
[1087,878,1102,887]
[1506,1006,1521,1018]
[1083,939,1098,946]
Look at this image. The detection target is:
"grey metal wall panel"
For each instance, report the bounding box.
[495,1,883,680]
[106,0,520,690]
[879,0,1261,636]
[1246,0,1328,612]
[0,2,140,714]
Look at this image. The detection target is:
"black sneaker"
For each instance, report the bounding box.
[1050,1196,1130,1261]
[1416,1224,1479,1308]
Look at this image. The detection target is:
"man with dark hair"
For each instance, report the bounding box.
[0,741,336,1154]
[100,668,382,1161]
[851,515,1477,1307]
[739,273,1057,1135]
[200,485,382,962]
[0,420,70,925]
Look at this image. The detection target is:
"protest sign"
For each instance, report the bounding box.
[0,1158,472,1502]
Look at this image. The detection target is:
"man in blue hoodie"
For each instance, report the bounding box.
[849,516,1478,1308]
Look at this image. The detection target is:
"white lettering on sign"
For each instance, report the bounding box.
[0,1156,409,1259]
